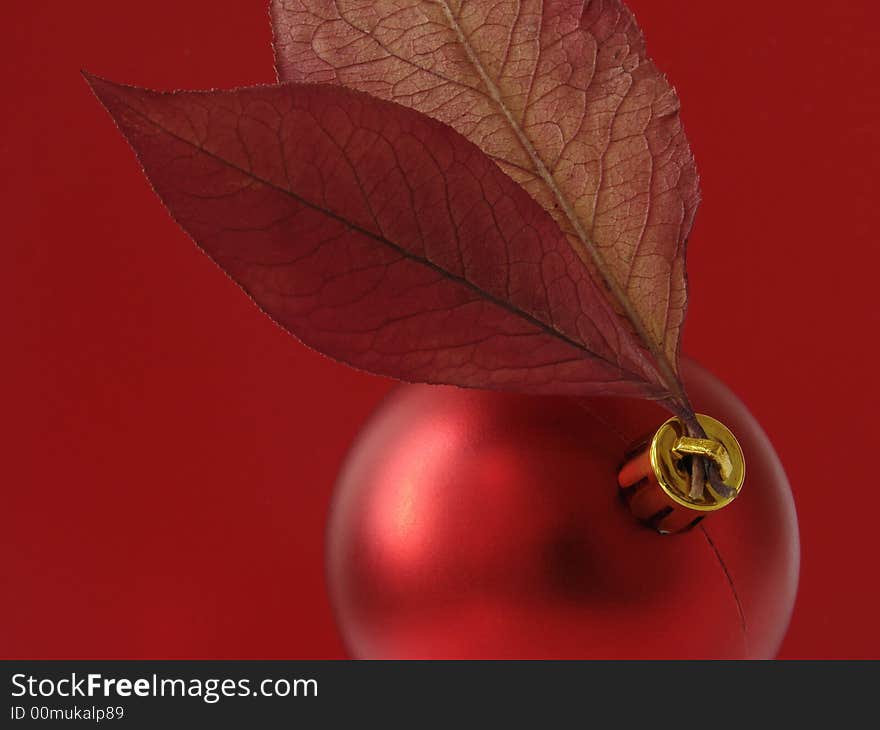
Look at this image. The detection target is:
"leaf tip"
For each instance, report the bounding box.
[80,68,101,88]
[80,70,127,107]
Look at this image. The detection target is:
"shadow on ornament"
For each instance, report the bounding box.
[326,358,799,659]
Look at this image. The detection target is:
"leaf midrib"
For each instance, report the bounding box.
[432,0,686,408]
[103,84,654,386]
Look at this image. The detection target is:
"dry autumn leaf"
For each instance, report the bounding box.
[85,76,670,399]
[272,0,700,415]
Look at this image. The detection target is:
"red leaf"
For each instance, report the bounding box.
[85,75,666,398]
[272,0,700,411]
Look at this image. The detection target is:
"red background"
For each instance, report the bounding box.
[3,1,878,659]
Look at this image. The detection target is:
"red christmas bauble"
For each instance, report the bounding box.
[327,359,799,659]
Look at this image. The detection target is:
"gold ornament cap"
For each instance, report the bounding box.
[618,414,745,534]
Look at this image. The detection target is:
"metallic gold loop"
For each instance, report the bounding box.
[647,414,745,512]
[671,436,733,481]
[618,413,746,533]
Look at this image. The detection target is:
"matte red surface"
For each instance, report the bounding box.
[3,1,879,658]
[328,359,798,659]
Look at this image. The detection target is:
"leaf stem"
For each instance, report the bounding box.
[435,2,725,508]
[664,396,730,502]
